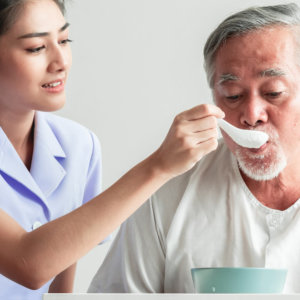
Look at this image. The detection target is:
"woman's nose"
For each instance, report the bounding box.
[240,96,268,127]
[47,46,69,73]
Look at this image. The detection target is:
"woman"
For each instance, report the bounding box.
[0,0,223,299]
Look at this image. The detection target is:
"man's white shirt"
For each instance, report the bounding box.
[89,139,300,293]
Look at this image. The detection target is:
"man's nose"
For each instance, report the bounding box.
[240,96,268,127]
[47,46,68,73]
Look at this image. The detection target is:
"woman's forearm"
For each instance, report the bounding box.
[15,153,169,288]
[1,142,171,290]
[48,263,77,293]
[0,104,223,289]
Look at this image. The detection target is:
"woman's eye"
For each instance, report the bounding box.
[59,39,73,45]
[25,39,72,53]
[26,46,45,53]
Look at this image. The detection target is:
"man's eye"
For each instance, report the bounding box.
[26,46,45,53]
[266,91,282,98]
[226,95,240,101]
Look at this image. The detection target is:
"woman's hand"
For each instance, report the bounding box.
[152,104,225,178]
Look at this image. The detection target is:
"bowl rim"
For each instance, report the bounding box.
[191,267,287,272]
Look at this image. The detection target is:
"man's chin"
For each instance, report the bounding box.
[235,148,287,181]
[237,157,287,181]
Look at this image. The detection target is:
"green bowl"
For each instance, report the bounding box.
[191,267,287,294]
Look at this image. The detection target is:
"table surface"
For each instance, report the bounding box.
[43,294,300,300]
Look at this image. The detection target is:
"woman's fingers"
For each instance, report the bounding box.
[177,103,225,121]
[195,128,219,144]
[152,104,225,178]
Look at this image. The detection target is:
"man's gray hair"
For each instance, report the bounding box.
[203,3,300,89]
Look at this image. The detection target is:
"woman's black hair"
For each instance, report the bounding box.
[0,0,65,35]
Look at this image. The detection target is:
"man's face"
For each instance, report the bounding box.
[213,26,300,181]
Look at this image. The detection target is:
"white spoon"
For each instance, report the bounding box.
[217,119,269,149]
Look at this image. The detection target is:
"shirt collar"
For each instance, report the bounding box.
[34,111,66,159]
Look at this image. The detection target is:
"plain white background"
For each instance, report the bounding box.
[56,0,299,292]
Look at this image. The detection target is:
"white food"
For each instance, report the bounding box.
[217,119,269,149]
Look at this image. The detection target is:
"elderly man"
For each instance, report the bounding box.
[88,3,300,293]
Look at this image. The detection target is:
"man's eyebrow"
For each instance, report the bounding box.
[217,73,239,85]
[18,22,70,39]
[260,68,286,77]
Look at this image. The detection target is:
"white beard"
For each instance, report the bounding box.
[234,128,287,181]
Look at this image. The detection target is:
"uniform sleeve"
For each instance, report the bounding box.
[82,131,102,205]
[87,198,166,293]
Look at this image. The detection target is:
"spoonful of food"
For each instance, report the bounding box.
[217,119,269,149]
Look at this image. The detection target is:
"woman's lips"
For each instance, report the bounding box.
[41,79,64,93]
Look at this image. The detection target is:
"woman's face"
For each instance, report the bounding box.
[0,0,72,115]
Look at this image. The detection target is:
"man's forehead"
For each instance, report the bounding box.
[214,26,297,81]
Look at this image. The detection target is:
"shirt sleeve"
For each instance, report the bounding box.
[87,198,166,293]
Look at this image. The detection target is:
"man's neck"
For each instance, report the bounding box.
[241,166,300,211]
